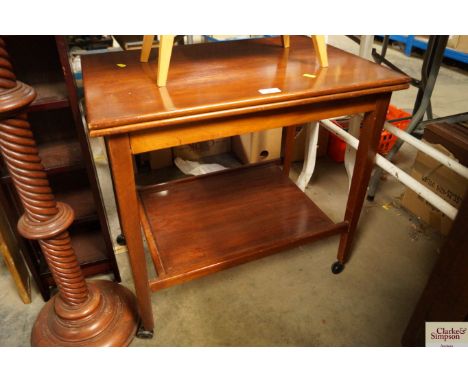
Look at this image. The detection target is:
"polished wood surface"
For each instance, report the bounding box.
[1,36,120,301]
[106,134,155,334]
[142,35,327,87]
[337,93,391,264]
[139,163,348,291]
[83,35,409,135]
[0,37,138,346]
[55,36,121,287]
[127,92,400,154]
[82,36,409,336]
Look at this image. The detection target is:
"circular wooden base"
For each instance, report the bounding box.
[31,280,138,347]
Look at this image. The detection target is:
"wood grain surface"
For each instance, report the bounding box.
[139,163,347,291]
[83,36,409,135]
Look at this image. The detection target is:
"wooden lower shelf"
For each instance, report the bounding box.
[139,163,348,291]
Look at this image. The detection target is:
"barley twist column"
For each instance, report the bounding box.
[0,37,138,346]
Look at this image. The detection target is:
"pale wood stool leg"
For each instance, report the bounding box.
[312,35,328,67]
[157,35,175,87]
[140,35,155,62]
[281,35,290,48]
[296,121,319,191]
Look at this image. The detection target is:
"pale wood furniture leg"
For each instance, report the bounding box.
[311,35,328,67]
[333,93,391,273]
[157,35,175,87]
[106,134,155,336]
[296,121,319,191]
[359,35,374,60]
[344,114,363,189]
[282,35,290,48]
[140,35,155,63]
[0,208,31,304]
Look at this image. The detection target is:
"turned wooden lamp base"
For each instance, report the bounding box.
[31,280,138,347]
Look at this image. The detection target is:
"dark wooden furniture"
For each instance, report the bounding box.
[402,191,468,346]
[0,189,31,304]
[82,36,410,336]
[0,36,120,300]
[0,37,138,346]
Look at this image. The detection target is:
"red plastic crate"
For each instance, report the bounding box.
[380,105,411,155]
[327,105,412,162]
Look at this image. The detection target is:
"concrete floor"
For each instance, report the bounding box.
[1,36,466,346]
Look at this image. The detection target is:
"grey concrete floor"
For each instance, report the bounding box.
[0,36,466,346]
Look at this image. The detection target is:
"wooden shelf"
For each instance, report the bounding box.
[39,138,83,171]
[56,186,97,223]
[70,225,109,265]
[28,80,69,112]
[1,36,120,301]
[139,163,348,291]
[1,139,84,183]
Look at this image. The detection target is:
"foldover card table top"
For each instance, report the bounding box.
[82,36,410,336]
[83,35,409,137]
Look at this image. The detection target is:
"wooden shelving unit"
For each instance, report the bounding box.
[28,80,69,112]
[0,36,120,300]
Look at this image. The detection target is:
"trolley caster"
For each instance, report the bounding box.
[116,233,126,246]
[136,326,154,339]
[331,261,345,274]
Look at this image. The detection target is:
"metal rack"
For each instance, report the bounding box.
[298,35,468,224]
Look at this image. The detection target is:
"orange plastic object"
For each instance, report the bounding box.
[326,105,412,162]
[327,122,347,163]
[379,105,411,155]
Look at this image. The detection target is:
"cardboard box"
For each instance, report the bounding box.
[447,35,468,53]
[232,128,282,164]
[401,142,468,235]
[292,125,329,162]
[173,138,231,161]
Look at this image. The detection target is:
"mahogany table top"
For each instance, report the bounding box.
[82,36,410,137]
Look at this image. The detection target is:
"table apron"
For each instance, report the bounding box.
[129,95,379,154]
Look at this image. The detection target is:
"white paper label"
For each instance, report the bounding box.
[426,322,468,347]
[258,87,281,94]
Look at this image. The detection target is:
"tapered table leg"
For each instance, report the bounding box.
[0,38,138,346]
[106,134,155,337]
[282,125,296,175]
[332,93,391,274]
